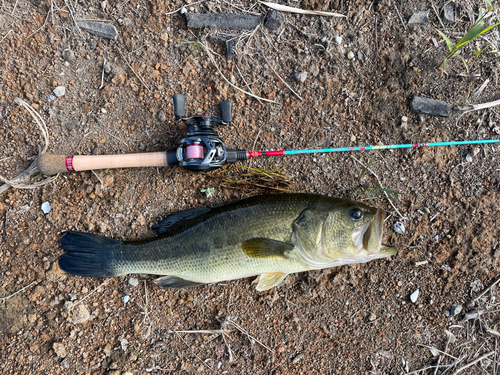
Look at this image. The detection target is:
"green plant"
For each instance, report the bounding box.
[355,155,402,207]
[436,0,500,73]
[181,27,204,56]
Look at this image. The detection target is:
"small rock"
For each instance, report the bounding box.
[158,110,167,122]
[62,48,75,62]
[53,86,66,98]
[180,6,187,14]
[443,4,454,23]
[410,289,419,303]
[292,71,307,83]
[347,51,355,60]
[186,13,259,30]
[67,303,91,324]
[368,312,377,321]
[472,147,480,156]
[410,96,451,117]
[263,10,285,30]
[53,342,67,358]
[41,201,51,214]
[77,20,118,40]
[401,116,408,123]
[128,277,139,287]
[450,304,462,316]
[108,371,120,375]
[119,337,129,351]
[333,36,343,45]
[347,34,357,42]
[122,295,130,303]
[393,221,405,235]
[65,119,80,131]
[465,153,472,163]
[408,10,430,24]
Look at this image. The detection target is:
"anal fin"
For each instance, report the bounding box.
[154,275,205,289]
[255,272,288,291]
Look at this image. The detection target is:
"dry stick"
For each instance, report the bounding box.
[452,351,495,375]
[472,274,500,303]
[174,331,213,370]
[11,0,18,15]
[351,156,405,219]
[0,99,56,194]
[0,281,38,302]
[117,49,151,92]
[259,50,303,101]
[168,329,228,334]
[69,278,112,310]
[63,0,85,39]
[203,44,275,103]
[235,63,263,105]
[457,98,500,123]
[431,1,446,30]
[393,4,406,31]
[226,320,274,352]
[99,57,106,89]
[0,29,13,44]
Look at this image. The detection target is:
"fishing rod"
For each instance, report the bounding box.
[36,94,500,176]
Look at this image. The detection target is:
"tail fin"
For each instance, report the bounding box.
[59,231,120,277]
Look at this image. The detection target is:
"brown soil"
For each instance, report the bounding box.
[1,0,500,374]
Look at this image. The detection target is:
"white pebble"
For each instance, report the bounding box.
[465,153,472,163]
[393,221,405,235]
[41,201,51,214]
[122,295,130,303]
[410,289,419,303]
[128,277,139,287]
[53,86,66,97]
[347,51,355,60]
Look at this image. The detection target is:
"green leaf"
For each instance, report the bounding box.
[435,28,454,52]
[478,20,500,36]
[484,0,493,12]
[369,186,404,195]
[457,54,469,73]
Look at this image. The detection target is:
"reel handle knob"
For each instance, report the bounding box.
[173,94,186,120]
[220,101,232,124]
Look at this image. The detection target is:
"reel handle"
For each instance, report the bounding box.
[36,151,178,176]
[172,94,186,120]
[220,101,232,124]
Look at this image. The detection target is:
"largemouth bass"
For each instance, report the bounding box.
[59,194,396,291]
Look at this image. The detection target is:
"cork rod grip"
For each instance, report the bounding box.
[37,152,176,176]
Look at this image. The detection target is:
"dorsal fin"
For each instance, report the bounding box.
[152,207,211,233]
[242,238,294,258]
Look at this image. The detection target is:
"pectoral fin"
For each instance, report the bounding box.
[154,275,205,289]
[256,272,288,291]
[242,238,294,258]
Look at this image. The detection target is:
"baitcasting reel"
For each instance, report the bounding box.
[172,94,246,172]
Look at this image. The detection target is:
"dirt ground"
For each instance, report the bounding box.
[1,0,500,374]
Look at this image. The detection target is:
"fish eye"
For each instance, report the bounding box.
[350,208,363,220]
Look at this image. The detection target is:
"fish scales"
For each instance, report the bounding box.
[111,197,311,281]
[59,194,397,291]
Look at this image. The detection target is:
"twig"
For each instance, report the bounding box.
[168,329,228,334]
[99,58,106,89]
[259,50,303,101]
[457,98,500,123]
[63,0,85,39]
[431,1,446,30]
[351,156,405,219]
[225,320,274,352]
[0,29,12,44]
[235,63,262,104]
[203,43,276,103]
[69,278,112,310]
[393,4,406,31]
[451,351,495,375]
[0,98,57,194]
[11,0,18,15]
[472,274,500,303]
[174,331,213,370]
[0,281,38,302]
[117,49,151,93]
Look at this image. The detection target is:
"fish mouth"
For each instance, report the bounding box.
[362,209,397,256]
